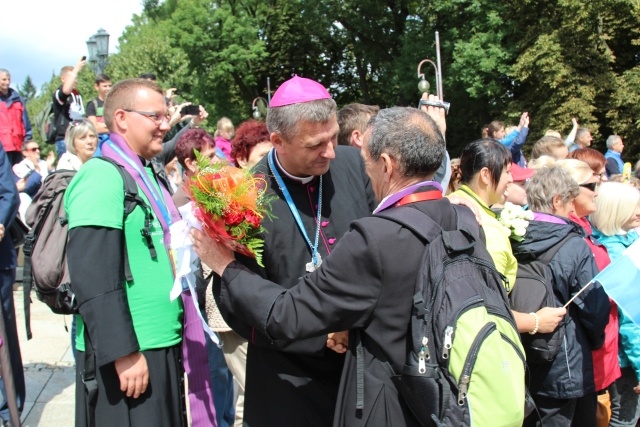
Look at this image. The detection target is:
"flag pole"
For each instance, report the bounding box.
[563,280,596,308]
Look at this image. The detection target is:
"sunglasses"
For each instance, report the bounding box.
[24,147,40,152]
[580,182,597,192]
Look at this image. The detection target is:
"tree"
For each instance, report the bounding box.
[18,76,37,102]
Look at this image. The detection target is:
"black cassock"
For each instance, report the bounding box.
[215,146,376,426]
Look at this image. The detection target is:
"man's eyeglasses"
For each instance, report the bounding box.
[124,110,171,126]
[580,182,597,192]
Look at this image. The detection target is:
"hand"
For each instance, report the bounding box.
[169,102,192,127]
[535,306,567,333]
[192,106,209,127]
[448,196,482,226]
[46,151,56,169]
[419,93,446,137]
[16,178,26,192]
[0,224,4,241]
[327,331,349,354]
[634,383,640,394]
[114,352,149,398]
[166,88,177,99]
[190,229,235,276]
[519,112,529,129]
[571,117,579,128]
[74,57,87,73]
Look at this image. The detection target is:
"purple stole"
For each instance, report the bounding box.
[102,133,216,426]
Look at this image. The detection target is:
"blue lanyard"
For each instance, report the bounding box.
[268,149,322,265]
[105,141,172,226]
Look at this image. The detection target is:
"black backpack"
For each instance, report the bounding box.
[22,157,156,339]
[369,206,527,427]
[509,233,576,363]
[33,102,59,144]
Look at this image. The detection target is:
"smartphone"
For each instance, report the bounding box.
[180,105,200,116]
[81,56,87,61]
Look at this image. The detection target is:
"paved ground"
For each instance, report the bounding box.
[14,281,75,427]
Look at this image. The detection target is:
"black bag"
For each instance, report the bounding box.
[22,157,155,339]
[509,233,576,363]
[9,215,29,248]
[369,206,527,427]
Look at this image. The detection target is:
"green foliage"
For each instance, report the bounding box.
[18,76,37,102]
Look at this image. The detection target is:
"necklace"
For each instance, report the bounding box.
[268,149,324,272]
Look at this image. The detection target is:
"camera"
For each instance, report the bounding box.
[180,105,200,116]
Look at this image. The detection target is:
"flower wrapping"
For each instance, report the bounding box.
[499,202,534,242]
[187,152,275,267]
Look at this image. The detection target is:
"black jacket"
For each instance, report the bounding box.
[512,218,610,399]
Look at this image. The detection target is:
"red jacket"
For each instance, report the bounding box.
[0,100,26,152]
[571,214,621,390]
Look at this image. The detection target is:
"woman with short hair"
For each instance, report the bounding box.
[516,166,610,427]
[591,182,640,427]
[57,119,97,170]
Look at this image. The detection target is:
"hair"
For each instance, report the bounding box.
[606,135,621,149]
[231,119,270,162]
[567,147,606,173]
[138,73,157,81]
[590,182,640,235]
[366,107,445,177]
[459,139,511,187]
[60,66,73,75]
[486,121,505,139]
[64,119,97,155]
[214,117,234,138]
[103,79,164,130]
[266,98,337,141]
[528,155,556,170]
[21,140,38,151]
[95,73,111,84]
[0,68,9,77]
[544,129,562,139]
[531,136,566,160]
[337,103,380,146]
[609,174,640,188]
[175,129,216,169]
[575,127,591,142]
[447,157,462,195]
[526,166,580,213]
[556,159,593,185]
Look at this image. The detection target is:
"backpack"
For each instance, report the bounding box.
[33,102,59,145]
[509,233,576,363]
[21,157,155,339]
[373,206,527,427]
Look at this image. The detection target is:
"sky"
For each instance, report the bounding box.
[1,0,144,94]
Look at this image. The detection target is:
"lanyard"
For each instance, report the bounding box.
[396,190,442,206]
[268,149,322,266]
[105,140,172,226]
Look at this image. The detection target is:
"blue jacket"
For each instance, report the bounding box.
[500,128,529,167]
[604,150,624,177]
[0,88,32,141]
[0,145,20,270]
[592,228,640,381]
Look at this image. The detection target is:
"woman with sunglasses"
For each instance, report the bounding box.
[557,158,620,427]
[591,182,640,427]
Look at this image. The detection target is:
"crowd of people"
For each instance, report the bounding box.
[0,60,639,427]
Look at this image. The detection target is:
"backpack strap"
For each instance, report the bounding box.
[97,157,157,280]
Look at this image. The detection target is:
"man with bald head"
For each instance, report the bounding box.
[65,79,214,426]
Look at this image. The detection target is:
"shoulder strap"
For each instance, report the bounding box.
[95,157,157,280]
[375,206,443,243]
[534,232,577,265]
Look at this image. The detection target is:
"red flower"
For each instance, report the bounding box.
[245,211,261,228]
[224,209,244,226]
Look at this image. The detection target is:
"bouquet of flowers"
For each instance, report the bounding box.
[498,202,534,242]
[187,152,275,267]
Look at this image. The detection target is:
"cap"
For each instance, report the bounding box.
[269,75,331,107]
[511,163,534,182]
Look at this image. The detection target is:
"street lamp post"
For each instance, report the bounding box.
[417,31,450,114]
[251,97,269,120]
[86,28,110,75]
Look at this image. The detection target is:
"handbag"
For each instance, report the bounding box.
[9,215,29,248]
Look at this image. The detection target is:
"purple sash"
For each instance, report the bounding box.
[102,133,216,426]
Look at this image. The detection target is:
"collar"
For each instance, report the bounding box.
[458,185,497,218]
[533,212,568,225]
[373,180,443,213]
[273,150,315,184]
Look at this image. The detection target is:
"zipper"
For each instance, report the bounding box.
[486,306,519,336]
[458,322,496,406]
[442,297,483,360]
[500,332,526,366]
[418,336,430,373]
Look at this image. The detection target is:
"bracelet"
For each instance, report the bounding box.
[190,121,200,129]
[529,312,539,335]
